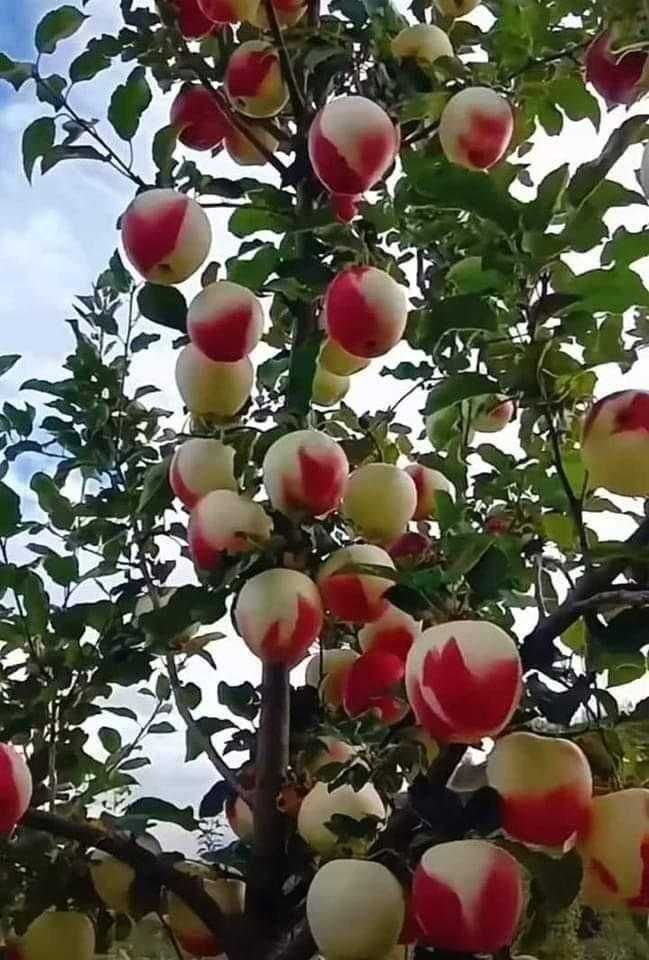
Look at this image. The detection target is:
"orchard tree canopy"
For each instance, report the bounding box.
[5,0,649,958]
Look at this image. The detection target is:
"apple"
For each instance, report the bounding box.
[169,438,237,509]
[0,742,32,834]
[389,531,433,565]
[187,280,263,362]
[19,911,95,960]
[433,0,480,15]
[176,0,217,38]
[304,648,360,708]
[170,85,230,151]
[317,544,395,623]
[585,32,649,107]
[487,732,593,848]
[343,463,417,544]
[175,344,254,418]
[263,429,348,518]
[89,852,136,914]
[234,568,323,665]
[391,24,453,65]
[121,189,211,285]
[297,779,385,856]
[197,0,255,22]
[358,604,420,660]
[472,396,515,433]
[247,0,307,29]
[318,338,370,376]
[308,96,400,221]
[404,463,455,520]
[226,793,254,842]
[225,40,288,118]
[485,512,513,536]
[307,859,405,959]
[302,736,358,779]
[188,490,272,569]
[225,123,279,165]
[581,390,649,497]
[342,650,408,725]
[168,871,244,957]
[312,364,350,407]
[413,840,523,953]
[439,87,514,170]
[405,619,522,742]
[324,266,408,359]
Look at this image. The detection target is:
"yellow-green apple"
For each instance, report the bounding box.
[358,604,420,660]
[324,266,408,358]
[197,0,255,22]
[263,429,348,518]
[317,544,395,623]
[247,0,307,29]
[318,338,370,376]
[168,871,244,957]
[343,463,417,544]
[404,463,455,520]
[472,396,515,433]
[342,650,409,725]
[486,732,593,847]
[89,851,136,914]
[577,788,649,909]
[312,364,350,406]
[307,860,405,959]
[586,32,649,107]
[304,648,359,708]
[391,24,453,64]
[234,568,323,665]
[175,344,254,418]
[433,0,480,15]
[121,189,211,285]
[176,0,216,38]
[439,87,513,171]
[170,438,237,509]
[581,390,649,496]
[225,124,279,165]
[188,281,263,362]
[308,96,400,221]
[170,85,230,151]
[406,619,522,742]
[225,41,288,117]
[0,742,32,834]
[413,840,523,953]
[188,490,272,569]
[19,911,95,960]
[297,779,385,855]
[302,736,358,780]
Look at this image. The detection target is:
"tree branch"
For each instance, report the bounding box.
[262,0,305,122]
[572,588,649,613]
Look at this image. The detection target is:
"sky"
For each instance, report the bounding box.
[2,1,649,854]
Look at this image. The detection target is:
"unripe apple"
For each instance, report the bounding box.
[487,732,593,848]
[581,390,649,497]
[121,189,211,285]
[391,24,453,65]
[308,96,400,222]
[175,344,254,418]
[168,874,245,957]
[577,789,649,909]
[307,859,405,960]
[247,0,307,29]
[225,793,254,841]
[324,266,408,359]
[312,364,350,407]
[585,32,649,107]
[439,87,514,171]
[20,911,95,960]
[406,619,522,742]
[263,429,349,518]
[89,852,136,914]
[170,85,230,151]
[413,840,523,953]
[404,463,454,520]
[197,0,255,23]
[303,736,358,778]
[343,650,408,725]
[317,544,395,623]
[472,396,515,433]
[297,779,385,856]
[433,0,480,16]
[225,124,279,165]
[343,463,417,544]
[188,281,263,362]
[304,648,360,707]
[234,568,323,666]
[225,41,288,118]
[170,438,237,509]
[358,604,420,660]
[0,742,32,834]
[319,338,370,376]
[176,0,216,39]
[188,490,272,569]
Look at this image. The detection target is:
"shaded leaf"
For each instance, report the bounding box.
[35,6,87,54]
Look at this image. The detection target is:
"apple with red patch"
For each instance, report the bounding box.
[170,438,237,509]
[317,544,395,623]
[585,32,649,107]
[0,743,32,834]
[304,648,359,708]
[324,266,408,359]
[176,0,218,38]
[472,396,515,433]
[581,390,649,497]
[358,604,420,661]
[170,85,230,151]
[342,649,408,725]
[197,0,254,22]
[188,490,272,569]
[262,429,349,518]
[404,463,455,520]
[168,868,245,958]
[439,87,513,170]
[225,40,288,118]
[188,281,263,362]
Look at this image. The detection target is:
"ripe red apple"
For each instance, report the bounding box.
[317,544,395,623]
[168,869,244,957]
[297,779,385,856]
[307,860,405,959]
[342,650,408,725]
[225,40,288,118]
[391,24,453,64]
[188,281,263,362]
[343,463,417,545]
[308,96,400,222]
[487,732,593,848]
[176,0,217,38]
[19,911,95,960]
[319,338,370,376]
[406,619,522,742]
[175,344,254,418]
[0,742,32,834]
[121,189,211,285]
[472,396,515,433]
[304,648,359,708]
[324,266,408,359]
[188,490,272,569]
[358,604,420,661]
[413,840,523,953]
[225,123,279,165]
[170,85,230,151]
[581,390,649,497]
[439,87,513,170]
[197,0,254,22]
[312,364,350,406]
[404,463,454,520]
[170,438,237,509]
[585,32,649,107]
[262,429,349,518]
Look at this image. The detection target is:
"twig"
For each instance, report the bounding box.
[572,588,649,614]
[546,412,590,563]
[262,0,305,121]
[504,40,590,83]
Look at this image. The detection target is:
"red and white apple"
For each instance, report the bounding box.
[168,872,244,957]
[170,438,237,509]
[188,281,263,362]
[404,463,455,520]
[175,344,254,418]
[197,0,254,22]
[0,742,32,834]
[188,490,272,569]
[176,0,217,38]
[225,40,288,118]
[439,87,513,170]
[343,463,417,544]
[170,85,230,151]
[581,390,649,497]
[262,429,349,518]
[317,544,395,623]
[342,650,408,725]
[472,396,515,433]
[324,266,408,359]
[304,648,360,708]
[358,604,420,661]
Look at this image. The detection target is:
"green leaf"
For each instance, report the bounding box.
[31,473,75,529]
[229,206,293,238]
[180,683,202,710]
[125,797,197,832]
[35,6,88,54]
[149,721,175,734]
[41,144,106,174]
[22,572,49,635]
[43,554,79,586]
[137,458,173,515]
[227,245,279,291]
[408,297,500,353]
[186,717,235,762]
[22,117,55,182]
[0,54,33,91]
[0,356,19,378]
[152,124,177,182]
[424,373,500,416]
[137,284,187,332]
[218,681,259,722]
[522,164,569,231]
[562,265,649,315]
[108,66,152,141]
[99,726,123,754]
[69,36,120,82]
[503,843,582,912]
[35,74,66,108]
[568,115,649,208]
[286,331,319,417]
[0,482,21,537]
